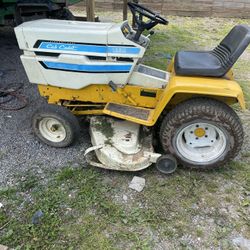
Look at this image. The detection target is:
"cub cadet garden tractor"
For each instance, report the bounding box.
[14,2,247,173]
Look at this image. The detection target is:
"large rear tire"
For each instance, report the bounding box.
[159,98,244,169]
[32,104,80,148]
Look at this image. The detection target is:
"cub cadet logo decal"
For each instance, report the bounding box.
[45,43,78,51]
[38,42,140,55]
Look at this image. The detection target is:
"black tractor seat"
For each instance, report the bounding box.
[174,25,250,77]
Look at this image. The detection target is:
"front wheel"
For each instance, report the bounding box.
[159,98,244,169]
[32,104,80,148]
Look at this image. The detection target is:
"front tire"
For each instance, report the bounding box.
[160,98,244,169]
[32,104,80,148]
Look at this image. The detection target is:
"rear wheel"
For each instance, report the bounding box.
[159,98,244,169]
[32,104,80,148]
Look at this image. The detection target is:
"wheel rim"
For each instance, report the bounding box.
[175,122,227,164]
[38,117,66,143]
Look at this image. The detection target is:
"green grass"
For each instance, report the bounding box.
[0,162,249,249]
[1,16,250,249]
[0,168,158,249]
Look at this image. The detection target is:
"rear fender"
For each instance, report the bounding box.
[152,75,246,124]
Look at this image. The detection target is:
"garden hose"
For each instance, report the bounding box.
[0,82,28,111]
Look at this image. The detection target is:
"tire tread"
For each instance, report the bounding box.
[32,104,80,148]
[160,98,244,169]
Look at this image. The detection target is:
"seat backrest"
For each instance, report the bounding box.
[212,25,250,70]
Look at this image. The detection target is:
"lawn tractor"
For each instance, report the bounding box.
[14,2,247,173]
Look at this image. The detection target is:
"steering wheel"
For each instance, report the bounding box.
[128,2,168,41]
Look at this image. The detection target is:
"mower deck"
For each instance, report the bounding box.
[85,116,161,171]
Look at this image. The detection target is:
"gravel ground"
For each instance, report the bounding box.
[0,27,90,186]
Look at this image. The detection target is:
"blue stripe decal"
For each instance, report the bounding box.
[38,42,140,54]
[43,61,133,72]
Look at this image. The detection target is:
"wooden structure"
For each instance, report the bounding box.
[86,0,128,22]
[84,0,250,19]
[85,0,130,21]
[123,0,128,20]
[86,0,95,21]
